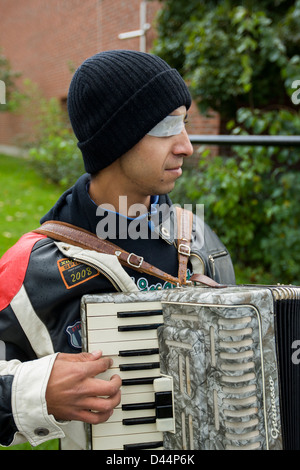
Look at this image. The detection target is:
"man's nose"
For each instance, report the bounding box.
[173,128,194,157]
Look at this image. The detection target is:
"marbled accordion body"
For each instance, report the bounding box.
[80,285,300,450]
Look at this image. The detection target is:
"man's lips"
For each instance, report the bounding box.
[165,161,183,171]
[165,166,182,176]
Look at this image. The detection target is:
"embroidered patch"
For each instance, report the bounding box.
[57,258,99,289]
[66,321,82,349]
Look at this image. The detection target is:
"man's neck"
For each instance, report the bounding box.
[88,172,151,217]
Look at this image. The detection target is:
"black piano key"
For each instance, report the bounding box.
[119,348,159,357]
[117,310,162,318]
[123,441,163,450]
[118,323,163,332]
[122,376,160,386]
[122,402,155,411]
[123,416,156,426]
[119,362,160,371]
[155,391,173,407]
[155,391,173,419]
[156,404,173,419]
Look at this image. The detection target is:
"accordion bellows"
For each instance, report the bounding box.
[81,285,300,450]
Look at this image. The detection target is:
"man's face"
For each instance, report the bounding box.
[117,106,194,198]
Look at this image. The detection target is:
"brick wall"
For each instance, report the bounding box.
[0,0,219,146]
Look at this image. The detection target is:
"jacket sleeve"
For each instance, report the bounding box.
[0,354,67,447]
[0,234,67,447]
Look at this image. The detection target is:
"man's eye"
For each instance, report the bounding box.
[184,114,189,124]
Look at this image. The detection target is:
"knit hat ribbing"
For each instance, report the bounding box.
[67,50,192,174]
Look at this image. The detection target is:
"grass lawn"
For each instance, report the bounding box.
[0,154,62,257]
[0,154,61,450]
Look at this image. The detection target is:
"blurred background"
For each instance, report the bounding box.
[0,0,300,291]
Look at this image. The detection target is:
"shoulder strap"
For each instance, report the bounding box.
[34,218,222,288]
[175,206,193,285]
[175,207,225,287]
[34,221,180,286]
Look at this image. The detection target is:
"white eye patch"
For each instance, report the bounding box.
[147,114,186,137]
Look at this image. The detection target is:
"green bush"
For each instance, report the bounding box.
[28,94,84,188]
[29,128,84,189]
[153,1,300,126]
[171,107,300,285]
[18,80,84,189]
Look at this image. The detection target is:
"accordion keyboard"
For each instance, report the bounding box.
[84,301,174,450]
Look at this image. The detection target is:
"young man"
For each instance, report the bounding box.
[0,50,235,449]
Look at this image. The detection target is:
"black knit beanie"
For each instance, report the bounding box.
[67,50,192,174]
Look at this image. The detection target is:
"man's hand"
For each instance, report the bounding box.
[46,350,121,424]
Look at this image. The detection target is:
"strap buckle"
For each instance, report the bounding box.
[127,253,144,268]
[178,243,191,256]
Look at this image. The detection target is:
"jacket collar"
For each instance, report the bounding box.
[41,173,178,245]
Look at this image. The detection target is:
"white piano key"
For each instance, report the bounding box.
[86,301,163,317]
[108,407,156,423]
[107,353,160,369]
[154,376,173,392]
[93,420,158,437]
[89,338,160,356]
[97,367,161,382]
[121,382,158,394]
[92,431,163,450]
[119,391,156,406]
[87,327,160,343]
[87,314,163,330]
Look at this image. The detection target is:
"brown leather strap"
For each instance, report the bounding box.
[190,273,226,288]
[34,220,180,286]
[176,207,193,285]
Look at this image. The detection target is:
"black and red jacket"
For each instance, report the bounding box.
[0,174,235,448]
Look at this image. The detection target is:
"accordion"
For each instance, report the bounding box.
[80,285,300,450]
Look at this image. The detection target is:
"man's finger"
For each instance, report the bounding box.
[80,356,114,378]
[84,373,122,398]
[56,350,103,363]
[78,387,121,414]
[75,408,114,425]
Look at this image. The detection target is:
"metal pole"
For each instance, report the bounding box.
[188,135,300,147]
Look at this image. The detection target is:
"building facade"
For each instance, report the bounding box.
[0,0,219,146]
